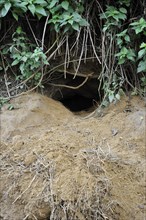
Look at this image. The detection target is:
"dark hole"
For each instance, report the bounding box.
[61,95,95,112]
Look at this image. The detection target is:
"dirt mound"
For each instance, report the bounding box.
[1,93,73,141]
[0,93,145,220]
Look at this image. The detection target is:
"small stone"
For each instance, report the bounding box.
[138,204,145,209]
[111,128,118,136]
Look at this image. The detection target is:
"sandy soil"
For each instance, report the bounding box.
[0,93,146,220]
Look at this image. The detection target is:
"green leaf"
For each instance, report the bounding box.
[140,42,146,49]
[28,4,36,16]
[34,72,41,80]
[79,19,89,26]
[61,1,69,10]
[60,21,67,27]
[16,26,22,34]
[13,2,27,12]
[118,58,126,64]
[54,23,60,32]
[103,25,109,32]
[117,13,127,20]
[63,24,70,33]
[11,59,20,66]
[49,0,59,9]
[68,19,73,25]
[8,104,14,111]
[34,0,47,5]
[35,6,47,16]
[137,60,146,73]
[138,49,146,59]
[130,18,146,34]
[117,38,122,46]
[62,13,72,20]
[72,23,80,31]
[140,77,146,86]
[4,2,11,13]
[116,29,127,37]
[0,7,9,17]
[119,7,127,14]
[73,12,82,22]
[99,13,106,20]
[127,55,135,62]
[135,27,143,34]
[21,56,27,62]
[124,35,130,42]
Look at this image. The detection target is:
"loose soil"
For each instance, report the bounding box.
[0,93,146,220]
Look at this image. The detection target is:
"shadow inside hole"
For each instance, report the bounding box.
[60,95,97,112]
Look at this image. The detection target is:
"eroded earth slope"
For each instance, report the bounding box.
[0,93,145,220]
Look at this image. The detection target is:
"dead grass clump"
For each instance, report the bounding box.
[0,140,114,220]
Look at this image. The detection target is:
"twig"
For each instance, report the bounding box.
[2,70,44,100]
[47,36,66,61]
[88,27,101,64]
[25,15,39,47]
[56,69,95,78]
[46,56,97,77]
[41,15,50,50]
[48,76,89,90]
[5,77,10,97]
[12,175,36,204]
[74,28,86,79]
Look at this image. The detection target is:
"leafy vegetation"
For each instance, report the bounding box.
[99,2,146,102]
[0,0,145,104]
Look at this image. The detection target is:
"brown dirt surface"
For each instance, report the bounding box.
[0,93,146,220]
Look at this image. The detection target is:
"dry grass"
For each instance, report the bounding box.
[0,140,117,220]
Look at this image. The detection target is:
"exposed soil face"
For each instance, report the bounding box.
[0,93,146,220]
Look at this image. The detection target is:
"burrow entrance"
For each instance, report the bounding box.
[47,74,101,112]
[61,95,97,112]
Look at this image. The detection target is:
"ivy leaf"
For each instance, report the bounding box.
[68,19,73,25]
[138,49,146,59]
[11,59,20,66]
[117,38,122,46]
[28,4,36,16]
[140,42,146,49]
[79,19,89,26]
[35,6,47,16]
[63,24,70,33]
[135,27,143,34]
[72,23,80,31]
[119,7,127,14]
[61,1,69,10]
[124,35,130,42]
[21,56,27,62]
[4,2,11,14]
[0,8,7,17]
[118,58,125,64]
[49,0,59,9]
[13,2,27,12]
[137,61,146,73]
[34,0,47,5]
[0,2,11,17]
[54,23,60,32]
